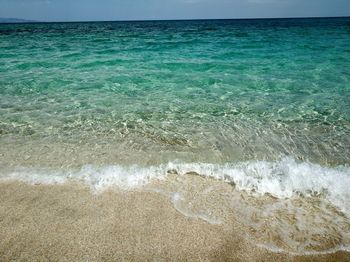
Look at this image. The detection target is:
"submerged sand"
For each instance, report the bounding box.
[0,181,349,261]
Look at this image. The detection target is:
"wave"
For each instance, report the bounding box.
[1,157,349,216]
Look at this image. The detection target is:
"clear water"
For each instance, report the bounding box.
[1,18,350,254]
[1,18,350,166]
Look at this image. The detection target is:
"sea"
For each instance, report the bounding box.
[0,17,350,254]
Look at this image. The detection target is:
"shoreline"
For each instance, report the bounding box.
[0,181,349,261]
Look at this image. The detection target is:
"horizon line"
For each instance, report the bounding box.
[1,15,349,24]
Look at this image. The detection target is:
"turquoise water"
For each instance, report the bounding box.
[1,18,350,254]
[1,18,350,167]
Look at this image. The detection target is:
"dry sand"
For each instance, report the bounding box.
[0,181,349,261]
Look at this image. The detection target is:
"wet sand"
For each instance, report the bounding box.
[0,181,349,261]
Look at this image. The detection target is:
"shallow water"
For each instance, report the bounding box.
[1,18,350,166]
[0,18,350,255]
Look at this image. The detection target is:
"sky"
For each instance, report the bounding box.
[0,0,349,22]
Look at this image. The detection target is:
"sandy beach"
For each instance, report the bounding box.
[0,181,349,261]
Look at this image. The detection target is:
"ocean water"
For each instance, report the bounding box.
[1,18,350,254]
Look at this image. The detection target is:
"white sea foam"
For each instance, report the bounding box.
[0,165,166,192]
[1,157,349,215]
[1,168,69,185]
[74,165,165,192]
[255,243,350,256]
[167,157,350,216]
